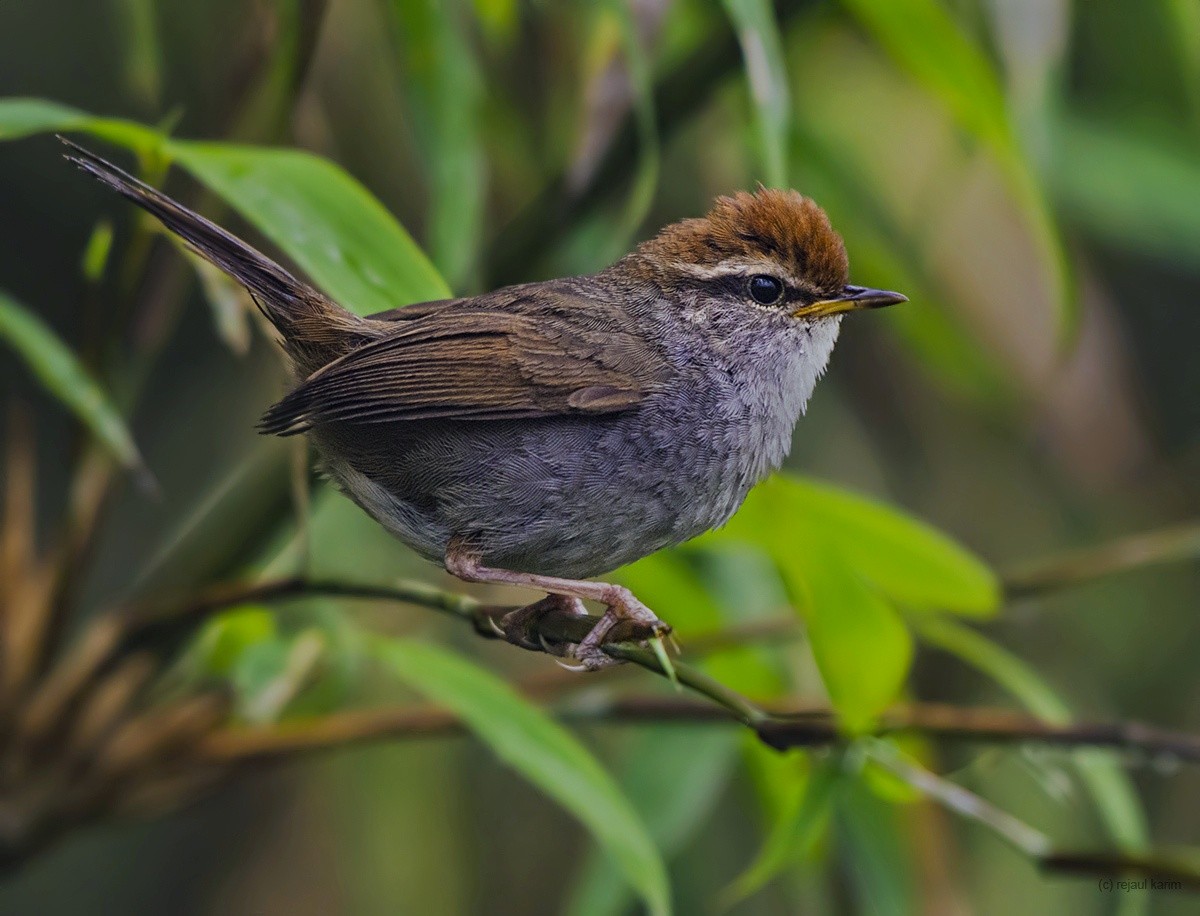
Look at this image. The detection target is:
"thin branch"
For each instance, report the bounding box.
[196,688,1200,767]
[197,688,1200,888]
[122,575,483,631]
[867,741,1200,891]
[92,574,1200,767]
[867,740,1052,858]
[761,701,1200,763]
[1003,521,1200,600]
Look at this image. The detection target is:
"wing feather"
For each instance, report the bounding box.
[258,289,671,435]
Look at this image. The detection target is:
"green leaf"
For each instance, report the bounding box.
[837,0,1074,338]
[775,476,999,614]
[566,729,740,916]
[471,0,519,45]
[190,606,278,677]
[233,628,326,724]
[699,474,995,726]
[787,541,913,731]
[914,616,1149,856]
[0,289,147,477]
[722,0,791,187]
[1050,114,1200,271]
[836,775,919,916]
[1165,0,1200,120]
[373,639,671,916]
[0,97,449,314]
[385,0,487,291]
[723,753,840,905]
[0,98,161,151]
[80,220,115,285]
[710,475,998,613]
[182,607,327,721]
[0,98,90,140]
[165,141,449,313]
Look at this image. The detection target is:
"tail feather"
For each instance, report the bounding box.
[61,136,360,374]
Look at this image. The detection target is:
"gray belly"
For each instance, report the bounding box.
[313,392,768,579]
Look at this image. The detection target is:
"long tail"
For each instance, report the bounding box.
[61,137,362,374]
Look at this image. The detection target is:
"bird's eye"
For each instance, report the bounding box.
[747,274,784,305]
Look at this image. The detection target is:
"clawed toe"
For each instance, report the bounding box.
[552,657,590,672]
[564,641,623,671]
[484,587,671,674]
[494,594,587,652]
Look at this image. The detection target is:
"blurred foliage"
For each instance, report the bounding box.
[1,0,1199,913]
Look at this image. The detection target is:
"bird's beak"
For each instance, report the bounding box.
[791,285,908,319]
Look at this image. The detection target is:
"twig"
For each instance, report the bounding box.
[866,740,1052,858]
[867,741,1200,890]
[88,575,1200,768]
[195,685,1200,888]
[761,701,1200,763]
[1003,522,1200,600]
[194,682,1200,767]
[99,575,767,725]
[122,575,483,631]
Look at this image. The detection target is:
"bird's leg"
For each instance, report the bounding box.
[445,547,670,670]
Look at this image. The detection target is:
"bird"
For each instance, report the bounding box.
[63,138,905,669]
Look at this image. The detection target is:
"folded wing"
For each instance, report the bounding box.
[258,291,671,435]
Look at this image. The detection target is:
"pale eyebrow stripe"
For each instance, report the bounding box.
[670,259,804,287]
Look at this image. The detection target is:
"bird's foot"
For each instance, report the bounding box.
[494,594,586,653]
[568,589,671,671]
[443,547,672,672]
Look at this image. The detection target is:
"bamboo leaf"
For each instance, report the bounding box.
[0,98,450,314]
[165,141,450,313]
[0,97,90,140]
[115,0,164,109]
[706,474,999,613]
[772,476,999,614]
[566,729,740,916]
[0,290,148,478]
[699,473,996,726]
[374,638,672,916]
[836,776,919,916]
[786,540,913,731]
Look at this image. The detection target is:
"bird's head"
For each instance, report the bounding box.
[626,187,906,328]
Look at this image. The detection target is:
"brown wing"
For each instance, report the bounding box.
[257,286,672,435]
